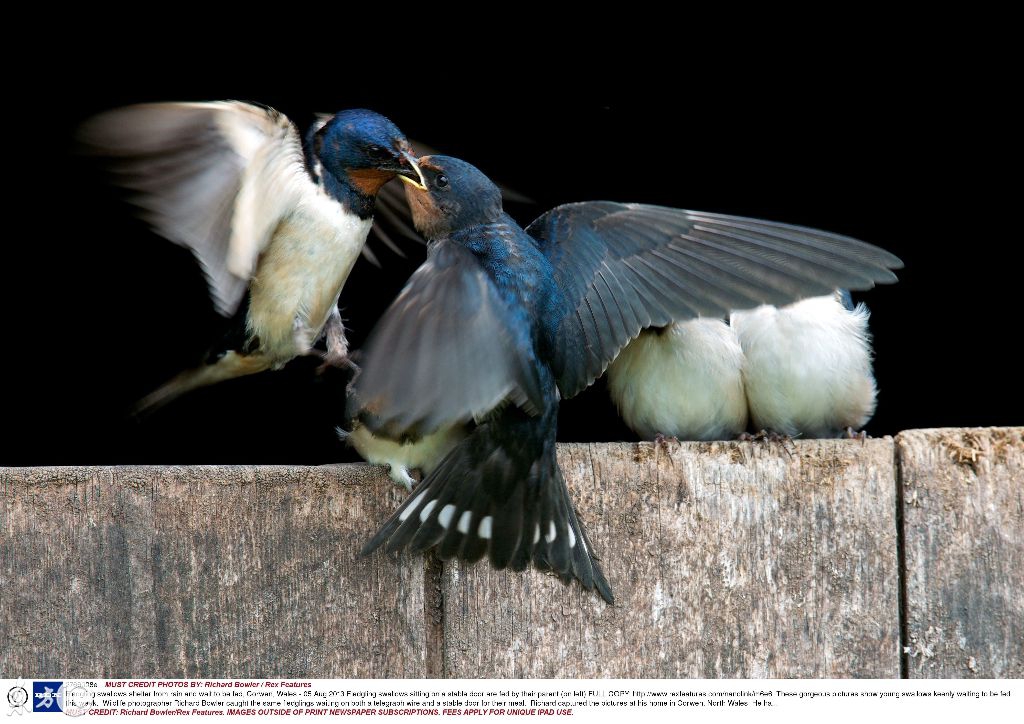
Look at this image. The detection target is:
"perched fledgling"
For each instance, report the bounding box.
[606,319,748,440]
[338,422,467,491]
[79,102,425,411]
[730,290,877,438]
[352,155,902,604]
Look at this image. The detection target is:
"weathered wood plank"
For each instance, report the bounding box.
[898,427,1024,678]
[441,439,899,678]
[0,465,427,678]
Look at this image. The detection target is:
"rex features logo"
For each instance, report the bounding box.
[32,681,63,713]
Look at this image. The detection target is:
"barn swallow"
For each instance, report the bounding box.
[730,290,877,437]
[338,413,467,491]
[79,102,425,411]
[606,319,748,441]
[351,155,902,603]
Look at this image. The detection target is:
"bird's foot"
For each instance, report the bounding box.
[844,427,869,443]
[654,432,680,455]
[389,465,420,492]
[317,349,359,375]
[740,429,797,456]
[316,306,354,374]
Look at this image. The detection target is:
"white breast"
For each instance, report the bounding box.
[247,192,372,363]
[607,318,748,440]
[345,423,467,490]
[730,293,877,437]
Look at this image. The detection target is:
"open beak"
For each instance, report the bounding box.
[396,150,428,191]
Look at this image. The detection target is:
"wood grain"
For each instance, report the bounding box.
[441,439,900,678]
[898,427,1024,678]
[5,432,1020,679]
[0,464,426,678]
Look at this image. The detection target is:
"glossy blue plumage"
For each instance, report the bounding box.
[355,155,902,604]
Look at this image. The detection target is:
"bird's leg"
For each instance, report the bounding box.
[388,464,423,492]
[317,307,356,373]
[844,427,869,443]
[654,432,680,454]
[740,429,797,456]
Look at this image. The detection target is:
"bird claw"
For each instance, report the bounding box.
[389,465,421,492]
[844,427,869,443]
[654,432,680,454]
[317,350,359,375]
[739,429,797,456]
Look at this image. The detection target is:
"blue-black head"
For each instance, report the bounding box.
[309,109,425,196]
[403,155,504,239]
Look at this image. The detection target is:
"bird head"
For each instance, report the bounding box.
[399,155,504,239]
[314,109,426,195]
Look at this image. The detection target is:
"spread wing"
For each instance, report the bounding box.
[526,202,904,398]
[79,101,313,316]
[351,241,545,440]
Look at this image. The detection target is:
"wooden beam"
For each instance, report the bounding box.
[441,439,900,678]
[898,427,1024,678]
[0,465,428,678]
[5,431,1021,679]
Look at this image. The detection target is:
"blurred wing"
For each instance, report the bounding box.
[79,101,312,315]
[526,202,904,398]
[352,241,545,439]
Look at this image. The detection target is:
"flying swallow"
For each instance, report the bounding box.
[730,290,877,437]
[351,155,902,603]
[79,101,425,411]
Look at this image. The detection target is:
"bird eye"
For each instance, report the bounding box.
[435,174,449,189]
[367,144,390,159]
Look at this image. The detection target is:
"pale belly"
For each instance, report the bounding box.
[246,205,371,364]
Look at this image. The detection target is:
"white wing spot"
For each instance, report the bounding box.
[457,511,473,535]
[399,491,427,521]
[478,516,493,540]
[568,526,577,549]
[418,499,437,523]
[545,520,557,543]
[437,504,457,529]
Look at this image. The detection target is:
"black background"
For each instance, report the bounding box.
[4,29,1016,465]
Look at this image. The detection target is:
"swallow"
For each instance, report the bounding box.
[79,102,426,411]
[606,319,748,441]
[729,290,877,438]
[338,414,467,492]
[351,155,902,603]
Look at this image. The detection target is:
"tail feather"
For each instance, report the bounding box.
[133,351,271,415]
[361,420,614,604]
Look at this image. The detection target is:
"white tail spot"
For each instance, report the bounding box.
[568,526,577,548]
[533,524,541,545]
[437,504,457,529]
[399,491,427,521]
[457,511,473,535]
[545,520,557,543]
[478,516,493,540]
[418,499,437,523]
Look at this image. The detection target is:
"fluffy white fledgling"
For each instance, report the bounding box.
[339,423,466,491]
[606,318,748,440]
[729,291,877,438]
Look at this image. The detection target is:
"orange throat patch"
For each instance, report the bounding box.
[347,168,395,196]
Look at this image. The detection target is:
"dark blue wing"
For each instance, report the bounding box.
[526,203,903,398]
[351,240,545,440]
